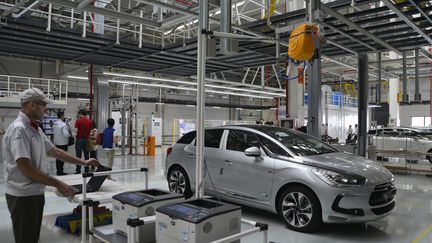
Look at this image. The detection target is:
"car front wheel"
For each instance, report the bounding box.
[168,166,193,198]
[277,186,322,233]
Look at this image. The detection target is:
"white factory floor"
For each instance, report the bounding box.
[0,147,432,243]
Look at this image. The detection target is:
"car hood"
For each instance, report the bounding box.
[302,152,393,184]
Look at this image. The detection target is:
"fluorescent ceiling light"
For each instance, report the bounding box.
[77,98,90,101]
[212,106,221,109]
[236,107,243,110]
[368,104,382,108]
[206,84,285,97]
[155,102,165,105]
[270,107,277,110]
[107,79,275,99]
[105,72,284,97]
[67,75,87,80]
[186,104,195,107]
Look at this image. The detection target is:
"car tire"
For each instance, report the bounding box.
[427,149,432,164]
[277,186,322,233]
[168,166,193,198]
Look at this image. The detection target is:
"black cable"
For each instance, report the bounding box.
[204,159,221,202]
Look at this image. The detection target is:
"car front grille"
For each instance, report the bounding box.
[371,201,396,215]
[369,181,397,206]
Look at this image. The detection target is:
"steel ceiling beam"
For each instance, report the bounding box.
[319,2,400,54]
[1,0,36,17]
[40,0,161,28]
[327,39,358,55]
[406,0,432,26]
[381,0,432,45]
[321,22,377,51]
[419,48,432,61]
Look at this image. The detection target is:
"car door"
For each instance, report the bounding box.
[218,129,275,205]
[182,129,224,191]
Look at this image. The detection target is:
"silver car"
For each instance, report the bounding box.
[165,125,396,232]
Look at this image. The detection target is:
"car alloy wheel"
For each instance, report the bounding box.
[281,192,313,227]
[168,166,193,198]
[169,170,186,193]
[277,186,322,232]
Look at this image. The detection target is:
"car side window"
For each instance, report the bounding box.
[258,135,290,156]
[205,129,224,148]
[177,131,196,144]
[226,130,260,152]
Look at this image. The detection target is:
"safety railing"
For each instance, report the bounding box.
[0,74,68,105]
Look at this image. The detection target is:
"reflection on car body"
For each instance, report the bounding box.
[166,125,396,232]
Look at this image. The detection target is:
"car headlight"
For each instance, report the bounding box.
[312,168,366,187]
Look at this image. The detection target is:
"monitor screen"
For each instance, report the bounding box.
[168,204,200,216]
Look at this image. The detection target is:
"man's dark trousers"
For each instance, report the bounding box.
[55,144,68,175]
[75,138,89,173]
[6,193,45,243]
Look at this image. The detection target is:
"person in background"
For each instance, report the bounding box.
[3,88,99,243]
[346,125,353,144]
[89,120,99,159]
[102,118,119,179]
[52,111,70,176]
[74,109,92,174]
[353,124,358,144]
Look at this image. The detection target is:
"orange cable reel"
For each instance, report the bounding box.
[288,23,320,62]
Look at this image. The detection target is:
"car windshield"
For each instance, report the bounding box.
[256,126,338,156]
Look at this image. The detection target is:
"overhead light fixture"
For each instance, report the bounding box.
[155,102,165,105]
[186,104,195,107]
[67,75,87,80]
[270,107,277,110]
[206,84,285,97]
[104,72,284,98]
[212,106,221,109]
[77,98,90,101]
[236,107,243,110]
[368,104,382,108]
[107,79,276,99]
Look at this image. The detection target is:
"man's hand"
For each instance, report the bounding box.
[84,158,99,167]
[56,181,76,198]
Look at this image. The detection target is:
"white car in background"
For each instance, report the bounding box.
[368,127,432,163]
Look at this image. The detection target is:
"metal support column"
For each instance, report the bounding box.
[377,52,381,104]
[402,50,409,103]
[195,0,208,199]
[358,54,368,157]
[307,0,321,138]
[414,48,421,101]
[95,68,109,133]
[220,0,231,53]
[307,58,322,137]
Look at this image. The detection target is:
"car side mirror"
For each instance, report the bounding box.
[244,147,261,157]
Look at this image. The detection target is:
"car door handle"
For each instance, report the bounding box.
[224,160,232,166]
[188,153,195,158]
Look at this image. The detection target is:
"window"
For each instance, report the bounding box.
[411,116,432,127]
[204,129,224,148]
[254,126,337,156]
[259,135,290,156]
[226,130,260,152]
[177,131,196,144]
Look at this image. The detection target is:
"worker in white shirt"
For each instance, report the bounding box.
[52,111,70,175]
[2,88,100,243]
